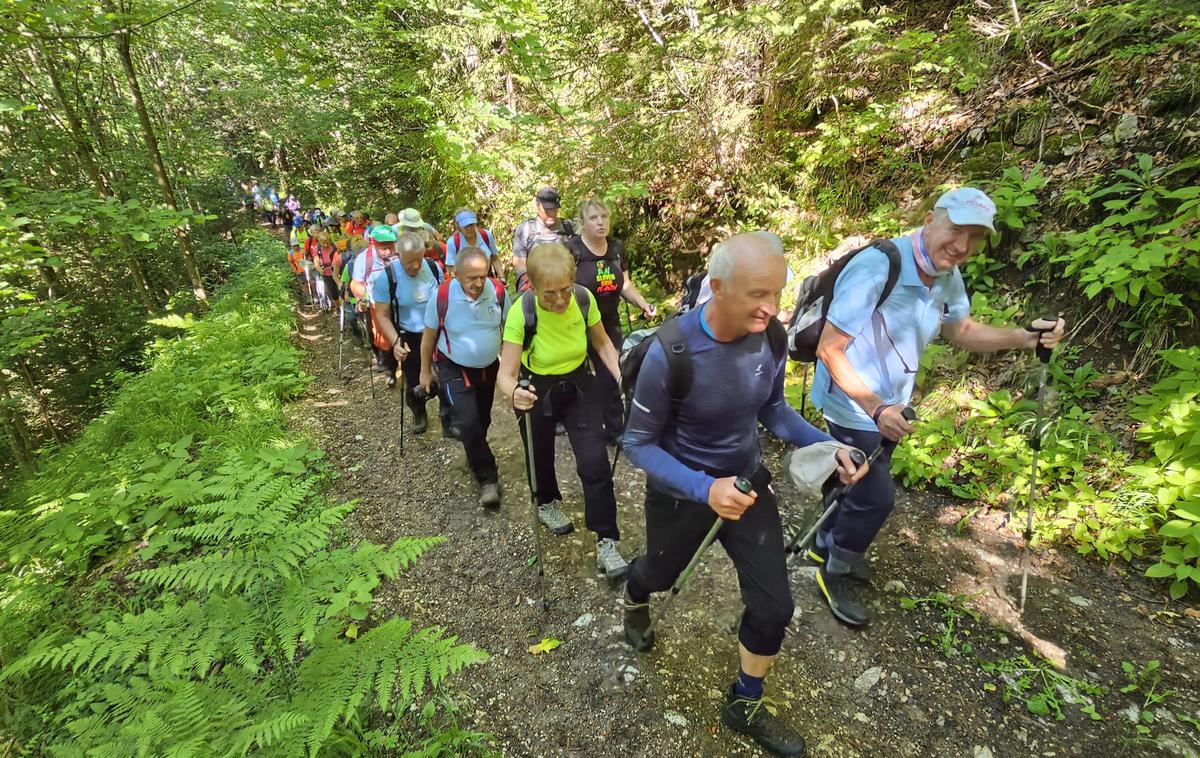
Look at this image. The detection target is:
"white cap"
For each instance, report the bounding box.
[934,187,997,232]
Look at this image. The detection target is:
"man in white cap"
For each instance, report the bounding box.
[809,187,1065,627]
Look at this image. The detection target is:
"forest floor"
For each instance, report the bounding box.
[282,248,1200,757]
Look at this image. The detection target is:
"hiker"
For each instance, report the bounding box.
[370,232,451,436]
[346,210,367,240]
[807,187,1063,626]
[261,194,278,227]
[311,230,341,312]
[566,197,656,445]
[397,208,446,263]
[340,237,368,345]
[419,246,507,507]
[621,231,866,757]
[445,207,499,278]
[511,187,574,292]
[351,225,397,370]
[496,243,627,580]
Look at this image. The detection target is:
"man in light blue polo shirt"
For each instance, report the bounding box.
[371,232,447,433]
[810,187,1066,627]
[444,207,499,276]
[419,246,507,508]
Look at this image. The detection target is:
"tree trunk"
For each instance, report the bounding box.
[17,360,63,443]
[38,41,159,313]
[0,377,37,473]
[105,0,207,305]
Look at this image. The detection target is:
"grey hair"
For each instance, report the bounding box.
[396,231,426,256]
[707,231,785,282]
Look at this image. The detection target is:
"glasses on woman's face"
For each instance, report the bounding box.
[540,283,574,300]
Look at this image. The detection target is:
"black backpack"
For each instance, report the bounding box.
[676,271,708,315]
[519,285,591,351]
[620,316,787,419]
[785,239,901,362]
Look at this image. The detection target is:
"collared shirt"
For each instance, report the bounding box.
[350,248,389,293]
[423,279,506,369]
[812,230,971,432]
[371,260,439,332]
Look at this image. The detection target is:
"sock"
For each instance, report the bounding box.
[734,669,764,700]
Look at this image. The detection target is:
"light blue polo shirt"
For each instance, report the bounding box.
[371,260,439,332]
[423,279,506,369]
[445,228,498,266]
[350,248,388,291]
[812,231,971,432]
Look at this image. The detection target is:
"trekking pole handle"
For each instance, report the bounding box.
[901,406,917,423]
[734,477,753,496]
[1025,314,1059,364]
[848,448,867,466]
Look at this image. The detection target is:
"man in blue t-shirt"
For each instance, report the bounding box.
[419,246,507,508]
[444,208,499,277]
[622,231,866,757]
[810,187,1065,627]
[371,232,447,434]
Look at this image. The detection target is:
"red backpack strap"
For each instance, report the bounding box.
[452,231,462,251]
[480,228,492,253]
[435,280,453,357]
[490,277,506,310]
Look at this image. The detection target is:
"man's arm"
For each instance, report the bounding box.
[815,322,914,441]
[758,353,831,448]
[942,315,1064,352]
[419,326,437,393]
[510,221,531,275]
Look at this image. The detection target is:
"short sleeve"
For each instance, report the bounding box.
[369,268,388,304]
[423,294,439,331]
[943,270,971,323]
[503,292,528,345]
[825,248,890,338]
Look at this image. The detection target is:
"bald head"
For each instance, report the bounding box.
[707,231,787,337]
[708,231,787,287]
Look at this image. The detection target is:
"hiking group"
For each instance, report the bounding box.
[257,181,1065,757]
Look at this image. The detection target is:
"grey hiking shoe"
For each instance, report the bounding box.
[479,482,500,509]
[537,502,574,535]
[720,685,807,756]
[595,538,628,582]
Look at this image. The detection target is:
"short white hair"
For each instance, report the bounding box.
[707,231,785,282]
[396,231,426,257]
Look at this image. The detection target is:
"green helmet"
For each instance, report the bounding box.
[370,224,398,243]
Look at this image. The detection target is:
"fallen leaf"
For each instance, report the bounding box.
[528,637,562,655]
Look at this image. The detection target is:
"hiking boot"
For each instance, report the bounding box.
[479,482,500,509]
[816,565,869,627]
[443,424,461,441]
[720,685,807,757]
[412,407,429,434]
[595,538,628,583]
[386,375,397,389]
[622,584,655,652]
[806,544,873,583]
[555,422,567,436]
[537,502,574,535]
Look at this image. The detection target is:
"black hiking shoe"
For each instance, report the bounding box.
[720,686,807,757]
[816,565,869,627]
[443,424,461,441]
[622,585,655,652]
[806,544,873,583]
[412,407,429,434]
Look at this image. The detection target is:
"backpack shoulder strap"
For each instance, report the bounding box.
[521,290,538,350]
[480,228,492,251]
[561,219,575,237]
[426,258,443,282]
[573,284,590,322]
[384,263,399,321]
[871,239,903,309]
[490,277,506,310]
[656,317,692,412]
[435,279,453,355]
[766,318,787,365]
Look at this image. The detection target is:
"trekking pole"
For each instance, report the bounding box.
[650,477,754,633]
[362,311,377,400]
[337,304,345,372]
[784,405,916,560]
[515,379,550,610]
[1018,317,1057,612]
[303,261,315,307]
[397,329,405,457]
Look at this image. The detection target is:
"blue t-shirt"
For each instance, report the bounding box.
[371,260,439,332]
[423,279,506,369]
[812,231,971,432]
[445,228,498,267]
[623,306,830,504]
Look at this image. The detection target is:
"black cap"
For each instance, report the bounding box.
[535,186,561,209]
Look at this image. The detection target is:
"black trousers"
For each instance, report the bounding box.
[588,318,625,443]
[437,357,499,484]
[393,331,449,429]
[625,466,794,656]
[518,371,619,541]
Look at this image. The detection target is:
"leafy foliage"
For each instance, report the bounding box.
[0,231,488,754]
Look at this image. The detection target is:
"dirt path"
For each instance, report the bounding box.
[282,263,1200,757]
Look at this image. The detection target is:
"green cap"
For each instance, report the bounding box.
[371,224,398,243]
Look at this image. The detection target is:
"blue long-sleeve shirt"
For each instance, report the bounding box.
[622,305,830,504]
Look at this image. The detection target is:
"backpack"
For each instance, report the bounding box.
[676,271,708,315]
[619,316,787,419]
[383,259,444,331]
[315,244,336,276]
[785,239,901,363]
[519,285,590,352]
[433,277,507,360]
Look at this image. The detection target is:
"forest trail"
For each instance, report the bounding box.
[280,233,1200,758]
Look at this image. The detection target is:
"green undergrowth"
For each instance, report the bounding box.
[0,229,490,755]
